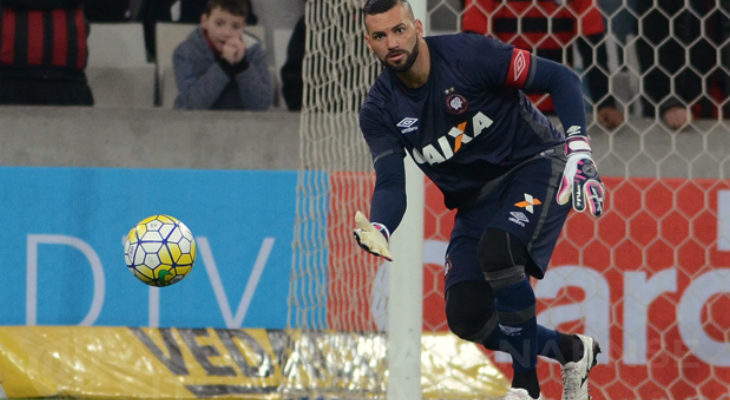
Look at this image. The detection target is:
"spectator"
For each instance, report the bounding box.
[281,13,305,111]
[462,0,624,130]
[0,0,94,106]
[634,0,730,128]
[172,0,273,110]
[137,0,257,61]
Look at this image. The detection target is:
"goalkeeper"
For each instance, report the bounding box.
[354,1,606,400]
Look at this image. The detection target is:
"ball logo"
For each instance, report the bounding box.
[445,94,468,115]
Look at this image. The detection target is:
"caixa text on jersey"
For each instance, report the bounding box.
[411,112,494,165]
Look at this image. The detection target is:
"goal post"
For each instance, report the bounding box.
[387,0,426,398]
[386,162,425,400]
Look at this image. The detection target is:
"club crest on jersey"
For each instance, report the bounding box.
[445,93,468,115]
[396,117,419,134]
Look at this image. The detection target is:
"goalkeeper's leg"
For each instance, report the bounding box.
[446,278,601,400]
[444,232,590,366]
[444,232,589,400]
[445,229,600,400]
[446,280,589,365]
[446,156,600,399]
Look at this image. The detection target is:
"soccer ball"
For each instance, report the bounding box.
[124,215,197,287]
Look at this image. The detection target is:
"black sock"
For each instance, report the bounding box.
[557,333,585,364]
[512,368,540,399]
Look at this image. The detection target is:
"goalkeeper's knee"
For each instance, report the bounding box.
[445,280,498,342]
[478,228,531,289]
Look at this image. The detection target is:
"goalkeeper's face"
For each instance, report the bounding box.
[364,3,423,74]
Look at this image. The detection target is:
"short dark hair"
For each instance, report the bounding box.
[363,0,410,15]
[204,0,249,18]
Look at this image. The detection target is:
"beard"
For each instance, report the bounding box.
[380,39,420,73]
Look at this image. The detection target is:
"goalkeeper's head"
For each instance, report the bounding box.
[363,0,413,17]
[363,0,424,75]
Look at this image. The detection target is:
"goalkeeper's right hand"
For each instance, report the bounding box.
[354,211,393,261]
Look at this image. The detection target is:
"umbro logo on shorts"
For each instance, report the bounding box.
[509,211,529,227]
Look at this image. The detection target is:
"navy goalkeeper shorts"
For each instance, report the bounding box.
[444,149,571,292]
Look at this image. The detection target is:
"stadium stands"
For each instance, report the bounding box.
[86,23,157,108]
[84,21,273,109]
[154,22,197,108]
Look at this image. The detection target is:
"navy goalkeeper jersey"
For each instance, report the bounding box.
[360,33,565,209]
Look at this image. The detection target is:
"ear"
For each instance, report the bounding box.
[364,33,374,53]
[201,13,208,27]
[414,19,423,39]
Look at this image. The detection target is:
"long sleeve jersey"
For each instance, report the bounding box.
[360,34,587,232]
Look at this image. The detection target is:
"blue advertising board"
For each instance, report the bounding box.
[0,167,297,329]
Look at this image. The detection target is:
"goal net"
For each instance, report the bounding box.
[283,0,389,398]
[287,0,730,399]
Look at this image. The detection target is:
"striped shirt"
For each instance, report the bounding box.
[0,4,88,71]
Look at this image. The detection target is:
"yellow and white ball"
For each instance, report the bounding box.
[124,215,196,287]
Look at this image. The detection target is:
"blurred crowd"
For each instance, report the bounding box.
[0,0,269,110]
[0,0,728,130]
[459,0,730,129]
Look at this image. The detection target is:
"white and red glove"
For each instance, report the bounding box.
[353,211,393,261]
[556,127,606,217]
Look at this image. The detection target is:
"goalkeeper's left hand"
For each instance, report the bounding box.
[354,211,393,261]
[556,132,606,217]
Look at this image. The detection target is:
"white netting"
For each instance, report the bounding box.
[288,0,380,331]
[289,0,730,399]
[284,1,386,398]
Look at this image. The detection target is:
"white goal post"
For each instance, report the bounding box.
[387,1,426,399]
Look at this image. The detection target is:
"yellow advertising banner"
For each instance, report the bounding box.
[0,327,284,400]
[0,327,508,399]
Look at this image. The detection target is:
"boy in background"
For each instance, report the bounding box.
[173,0,272,110]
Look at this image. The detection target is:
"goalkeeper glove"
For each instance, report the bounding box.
[353,211,393,261]
[556,130,606,217]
